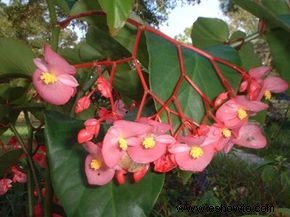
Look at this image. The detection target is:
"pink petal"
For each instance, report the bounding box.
[33,58,48,72]
[102,127,124,168]
[44,44,76,75]
[85,155,115,185]
[58,74,79,87]
[174,145,215,172]
[113,120,152,138]
[179,135,205,145]
[33,69,76,105]
[83,142,100,154]
[127,142,167,164]
[155,135,176,144]
[263,76,288,93]
[235,96,268,113]
[168,143,190,153]
[249,66,271,79]
[138,118,171,134]
[234,123,266,149]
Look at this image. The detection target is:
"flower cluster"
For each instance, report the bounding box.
[76,66,288,186]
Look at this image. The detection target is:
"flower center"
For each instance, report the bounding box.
[143,136,155,149]
[90,159,102,170]
[237,108,247,120]
[189,146,204,159]
[118,137,128,151]
[40,72,57,85]
[222,128,231,138]
[264,90,271,100]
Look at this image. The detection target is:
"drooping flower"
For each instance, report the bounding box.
[169,135,215,172]
[102,120,152,168]
[240,66,288,101]
[216,95,268,129]
[33,145,47,168]
[11,166,27,183]
[233,123,266,149]
[0,178,12,195]
[127,120,176,164]
[133,164,150,183]
[77,119,100,144]
[75,96,91,113]
[83,142,115,185]
[97,76,112,98]
[32,44,79,105]
[153,153,177,173]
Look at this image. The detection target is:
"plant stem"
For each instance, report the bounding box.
[44,167,53,217]
[46,0,60,51]
[8,123,42,207]
[27,168,34,217]
[230,32,260,48]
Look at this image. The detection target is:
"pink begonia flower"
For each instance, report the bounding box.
[102,120,152,168]
[133,164,150,183]
[153,153,177,173]
[169,136,215,172]
[240,66,288,100]
[233,123,266,149]
[75,96,91,113]
[98,100,127,123]
[127,120,176,164]
[33,146,47,168]
[97,76,112,98]
[0,178,12,195]
[83,142,115,185]
[33,44,79,105]
[214,92,229,109]
[201,123,236,153]
[115,169,127,185]
[216,95,268,129]
[11,166,27,183]
[77,119,100,144]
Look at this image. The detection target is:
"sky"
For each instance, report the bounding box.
[159,0,225,37]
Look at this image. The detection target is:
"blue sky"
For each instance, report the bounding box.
[159,0,225,37]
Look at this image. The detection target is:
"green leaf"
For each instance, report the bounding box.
[234,0,290,33]
[274,208,290,216]
[45,111,164,217]
[147,32,242,130]
[191,17,229,49]
[261,165,277,183]
[98,0,134,35]
[0,149,23,176]
[280,171,290,187]
[238,42,261,71]
[0,38,35,78]
[53,0,70,14]
[266,28,290,85]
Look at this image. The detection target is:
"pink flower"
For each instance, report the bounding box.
[33,146,47,168]
[102,120,152,168]
[77,119,100,144]
[133,164,149,183]
[0,178,12,195]
[127,120,176,164]
[32,44,79,105]
[241,66,288,100]
[216,95,268,129]
[75,96,91,113]
[201,123,236,153]
[11,166,27,183]
[169,136,215,172]
[83,142,115,185]
[233,123,266,149]
[97,76,112,98]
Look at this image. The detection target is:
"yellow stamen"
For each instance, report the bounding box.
[189,146,204,159]
[118,137,128,151]
[90,159,102,170]
[222,128,231,138]
[143,136,155,149]
[264,90,272,100]
[40,72,57,85]
[237,108,247,120]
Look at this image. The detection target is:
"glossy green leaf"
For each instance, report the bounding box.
[98,0,134,35]
[44,111,164,217]
[0,149,23,176]
[0,38,35,78]
[147,32,241,130]
[191,17,229,49]
[266,28,290,85]
[53,0,70,14]
[234,0,290,33]
[238,42,261,71]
